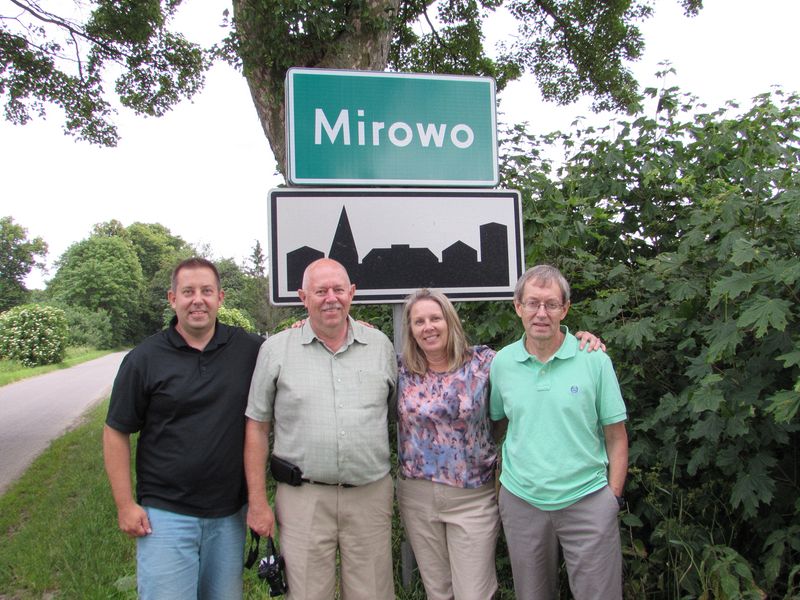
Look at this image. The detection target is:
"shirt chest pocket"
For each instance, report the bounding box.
[356,369,390,408]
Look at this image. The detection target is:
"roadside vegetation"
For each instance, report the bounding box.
[0,347,116,388]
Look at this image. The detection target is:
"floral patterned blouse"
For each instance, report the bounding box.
[397,345,497,489]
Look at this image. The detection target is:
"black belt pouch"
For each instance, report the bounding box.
[270,455,303,486]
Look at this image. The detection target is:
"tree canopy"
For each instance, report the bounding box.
[46,233,145,344]
[40,222,287,342]
[0,0,206,145]
[0,215,47,312]
[2,0,701,170]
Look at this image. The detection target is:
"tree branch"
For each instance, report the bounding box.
[8,0,123,60]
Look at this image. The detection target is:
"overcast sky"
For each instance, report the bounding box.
[3,0,799,289]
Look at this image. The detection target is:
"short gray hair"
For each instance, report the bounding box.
[513,265,570,304]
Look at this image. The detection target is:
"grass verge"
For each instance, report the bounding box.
[0,399,508,599]
[0,400,135,599]
[0,347,118,387]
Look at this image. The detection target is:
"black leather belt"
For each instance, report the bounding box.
[301,478,356,488]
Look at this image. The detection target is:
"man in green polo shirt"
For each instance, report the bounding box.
[490,264,628,600]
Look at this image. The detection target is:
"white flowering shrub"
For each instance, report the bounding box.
[0,304,69,367]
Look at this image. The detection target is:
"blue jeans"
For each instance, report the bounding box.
[137,506,246,600]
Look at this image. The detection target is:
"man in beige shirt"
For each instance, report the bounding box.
[244,258,397,600]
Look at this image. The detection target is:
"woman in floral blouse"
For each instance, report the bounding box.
[396,288,500,600]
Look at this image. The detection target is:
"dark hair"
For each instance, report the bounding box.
[171,257,221,292]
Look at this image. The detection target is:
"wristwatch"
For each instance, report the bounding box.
[615,495,625,510]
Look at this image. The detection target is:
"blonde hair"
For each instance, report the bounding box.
[401,289,470,376]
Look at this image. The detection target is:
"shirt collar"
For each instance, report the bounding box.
[511,325,576,363]
[166,315,228,351]
[301,316,363,348]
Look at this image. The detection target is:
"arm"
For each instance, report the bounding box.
[244,418,275,536]
[102,425,151,537]
[603,421,628,498]
[491,418,508,445]
[575,330,606,352]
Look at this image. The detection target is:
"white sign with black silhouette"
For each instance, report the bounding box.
[268,188,524,305]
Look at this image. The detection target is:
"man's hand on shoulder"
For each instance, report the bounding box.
[576,330,606,352]
[117,502,152,538]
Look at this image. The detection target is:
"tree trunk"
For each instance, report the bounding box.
[232,0,401,180]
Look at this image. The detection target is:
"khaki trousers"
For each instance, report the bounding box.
[275,474,394,600]
[397,477,500,600]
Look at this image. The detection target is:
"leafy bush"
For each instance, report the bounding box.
[459,80,800,597]
[0,304,68,367]
[59,305,115,349]
[217,305,256,332]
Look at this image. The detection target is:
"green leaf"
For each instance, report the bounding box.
[730,454,776,516]
[736,295,791,337]
[776,350,800,368]
[687,443,713,475]
[620,512,642,527]
[709,271,755,309]
[765,388,800,423]
[763,555,781,585]
[766,258,800,286]
[705,320,743,362]
[668,278,703,302]
[729,238,758,266]
[690,387,724,413]
[639,272,666,292]
[616,317,656,349]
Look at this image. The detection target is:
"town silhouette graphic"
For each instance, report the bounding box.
[286,207,509,290]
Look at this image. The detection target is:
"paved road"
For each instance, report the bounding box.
[0,351,128,495]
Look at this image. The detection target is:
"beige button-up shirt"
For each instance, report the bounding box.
[246,317,397,486]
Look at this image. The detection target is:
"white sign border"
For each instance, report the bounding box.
[285,68,499,187]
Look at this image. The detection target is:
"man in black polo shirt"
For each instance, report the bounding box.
[103,257,263,600]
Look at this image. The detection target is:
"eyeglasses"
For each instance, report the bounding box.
[519,300,565,313]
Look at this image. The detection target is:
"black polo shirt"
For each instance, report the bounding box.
[107,318,263,518]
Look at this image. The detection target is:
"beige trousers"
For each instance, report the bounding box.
[275,474,394,600]
[397,477,500,600]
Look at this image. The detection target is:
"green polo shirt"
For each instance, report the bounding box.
[246,317,397,486]
[490,327,626,510]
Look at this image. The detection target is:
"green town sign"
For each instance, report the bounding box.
[285,68,498,186]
